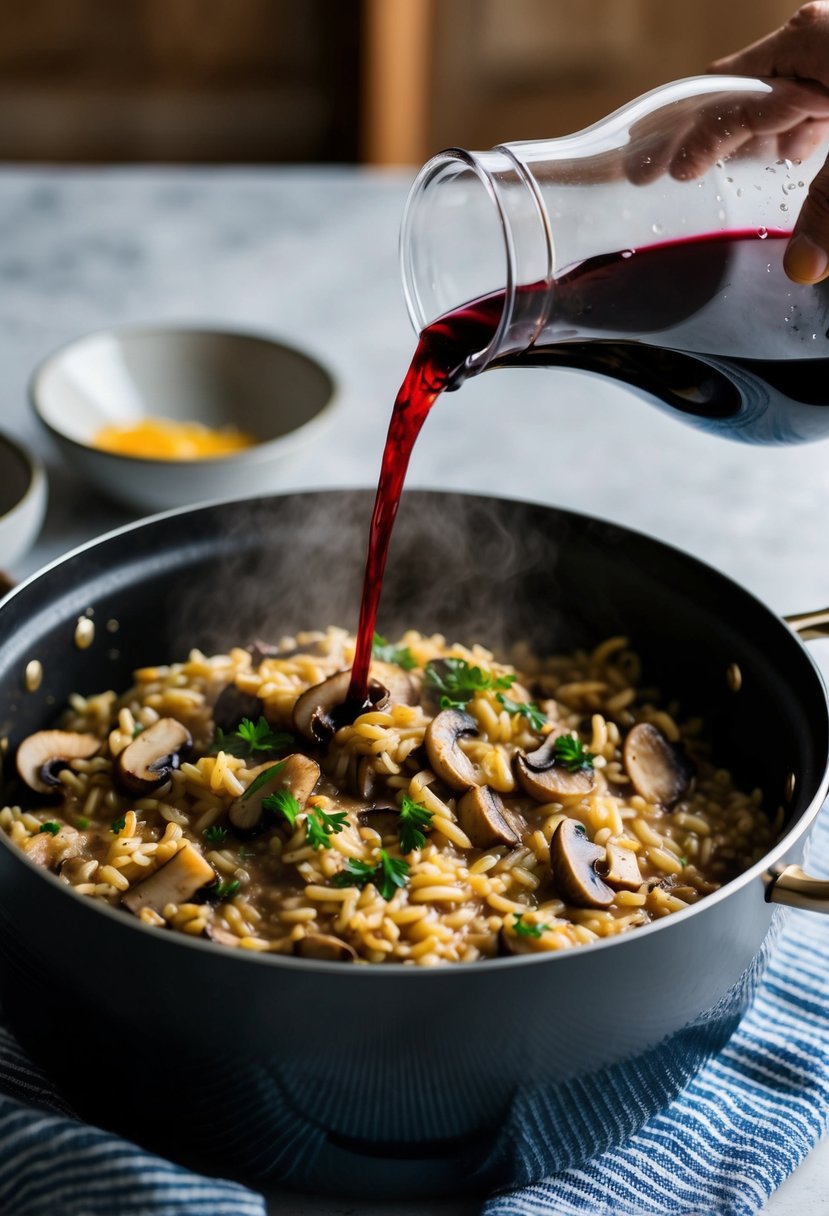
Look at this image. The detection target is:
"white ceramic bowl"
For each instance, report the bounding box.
[29,326,337,512]
[0,432,47,573]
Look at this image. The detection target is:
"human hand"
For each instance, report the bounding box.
[711,3,829,283]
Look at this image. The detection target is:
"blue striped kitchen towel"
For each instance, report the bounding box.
[484,804,829,1216]
[2,813,829,1216]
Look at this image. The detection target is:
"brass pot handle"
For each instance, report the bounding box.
[785,608,829,640]
[766,865,829,912]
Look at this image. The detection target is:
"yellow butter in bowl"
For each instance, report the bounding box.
[93,418,256,461]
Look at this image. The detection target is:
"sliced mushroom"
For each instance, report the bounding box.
[549,818,614,909]
[515,734,596,805]
[368,661,419,708]
[348,755,378,801]
[16,730,100,795]
[457,785,526,849]
[292,670,389,744]
[295,933,357,962]
[212,684,262,732]
[602,841,644,891]
[229,753,320,832]
[115,717,192,795]
[23,824,87,869]
[245,638,281,666]
[123,843,215,914]
[357,807,401,839]
[424,708,478,790]
[623,723,692,806]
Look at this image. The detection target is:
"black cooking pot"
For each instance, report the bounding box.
[0,489,826,1199]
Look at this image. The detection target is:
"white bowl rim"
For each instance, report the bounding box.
[0,429,46,525]
[28,322,339,469]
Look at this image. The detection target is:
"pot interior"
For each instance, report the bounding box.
[0,488,824,840]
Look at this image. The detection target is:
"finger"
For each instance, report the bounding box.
[711,2,829,84]
[784,154,829,282]
[778,117,829,163]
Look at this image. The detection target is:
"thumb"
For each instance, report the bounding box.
[785,155,829,283]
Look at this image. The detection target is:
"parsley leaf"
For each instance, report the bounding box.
[512,913,550,939]
[263,789,301,829]
[203,825,228,846]
[398,796,433,853]
[377,850,409,900]
[495,694,548,732]
[110,815,127,834]
[39,821,60,836]
[132,723,145,738]
[331,850,410,901]
[424,658,515,709]
[552,735,595,773]
[306,807,348,849]
[241,762,286,802]
[203,879,240,904]
[214,717,293,758]
[75,816,91,830]
[372,632,417,671]
[332,857,378,889]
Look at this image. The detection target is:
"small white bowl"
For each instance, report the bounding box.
[0,432,47,572]
[29,326,337,512]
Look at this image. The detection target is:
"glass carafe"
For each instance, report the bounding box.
[399,75,829,442]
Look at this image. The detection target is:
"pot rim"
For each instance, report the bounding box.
[3,486,827,976]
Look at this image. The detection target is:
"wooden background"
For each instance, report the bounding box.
[0,0,797,163]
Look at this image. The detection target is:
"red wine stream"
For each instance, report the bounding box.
[348,228,829,704]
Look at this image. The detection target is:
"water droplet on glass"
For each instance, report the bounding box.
[725,176,734,184]
[754,184,763,191]
[766,264,772,273]
[798,181,805,188]
[715,194,722,203]
[715,159,724,169]
[642,156,652,165]
[621,250,634,259]
[736,187,743,198]
[718,209,726,221]
[812,333,817,340]
[758,227,768,238]
[766,165,776,173]
[780,203,789,212]
[785,182,796,192]
[784,158,793,170]
[651,222,664,235]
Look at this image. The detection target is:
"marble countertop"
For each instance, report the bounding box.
[2,166,828,1214]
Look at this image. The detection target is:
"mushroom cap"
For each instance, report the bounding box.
[211,683,263,732]
[357,807,401,839]
[115,718,192,795]
[457,784,525,849]
[229,753,320,832]
[515,734,595,805]
[295,933,356,962]
[16,730,101,795]
[292,670,389,744]
[622,723,692,806]
[424,708,478,790]
[550,818,614,908]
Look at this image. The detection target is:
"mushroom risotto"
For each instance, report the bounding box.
[1,629,777,965]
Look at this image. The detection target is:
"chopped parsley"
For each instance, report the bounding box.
[331,849,410,901]
[263,789,301,829]
[39,821,60,836]
[214,717,293,758]
[203,879,240,903]
[306,807,348,850]
[398,796,433,853]
[512,913,550,939]
[75,816,91,830]
[495,694,548,732]
[241,761,286,802]
[424,658,515,710]
[203,825,228,846]
[552,735,595,773]
[372,632,417,671]
[131,723,145,738]
[110,815,127,834]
